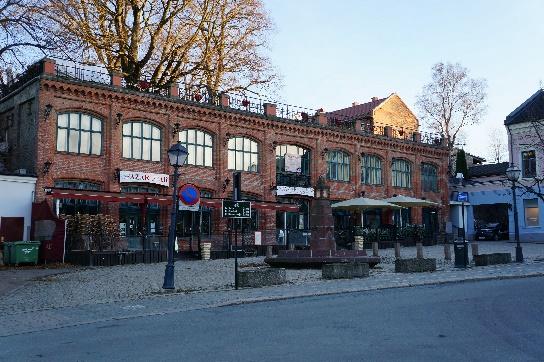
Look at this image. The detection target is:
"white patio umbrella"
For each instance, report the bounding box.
[383,195,439,207]
[331,197,404,211]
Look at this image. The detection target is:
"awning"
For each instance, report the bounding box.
[45,188,171,204]
[45,188,300,212]
[332,197,404,211]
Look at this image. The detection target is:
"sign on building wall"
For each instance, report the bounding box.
[285,153,302,173]
[119,171,169,187]
[276,185,315,197]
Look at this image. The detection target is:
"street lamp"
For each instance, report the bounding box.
[163,142,189,289]
[506,164,523,263]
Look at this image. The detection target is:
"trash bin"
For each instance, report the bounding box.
[8,241,41,266]
[453,240,468,268]
[3,242,12,265]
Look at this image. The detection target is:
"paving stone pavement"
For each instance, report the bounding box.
[1,241,543,337]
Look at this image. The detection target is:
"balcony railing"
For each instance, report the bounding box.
[276,173,312,187]
[5,58,446,148]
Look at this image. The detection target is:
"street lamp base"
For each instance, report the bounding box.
[163,264,175,289]
[515,245,524,263]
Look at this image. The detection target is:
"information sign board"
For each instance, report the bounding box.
[222,200,251,218]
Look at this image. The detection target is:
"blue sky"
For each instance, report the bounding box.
[263,0,544,161]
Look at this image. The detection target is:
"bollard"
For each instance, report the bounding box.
[266,245,273,257]
[416,242,423,259]
[289,243,295,250]
[471,242,479,257]
[444,243,451,261]
[372,242,379,257]
[394,242,401,259]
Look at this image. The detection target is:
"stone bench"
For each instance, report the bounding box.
[322,262,369,279]
[474,253,511,266]
[238,268,287,288]
[395,258,436,273]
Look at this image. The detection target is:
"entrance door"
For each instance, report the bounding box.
[422,208,439,241]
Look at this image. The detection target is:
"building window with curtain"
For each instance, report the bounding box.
[228,136,259,172]
[54,180,101,215]
[522,150,536,178]
[327,150,350,182]
[122,121,161,161]
[361,154,382,185]
[524,199,539,227]
[392,159,412,188]
[421,163,438,192]
[275,144,311,187]
[179,129,213,167]
[56,112,102,155]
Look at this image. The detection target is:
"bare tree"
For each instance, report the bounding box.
[488,127,507,163]
[40,0,276,92]
[416,62,487,153]
[0,0,55,83]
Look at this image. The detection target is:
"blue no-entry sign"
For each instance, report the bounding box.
[178,184,200,209]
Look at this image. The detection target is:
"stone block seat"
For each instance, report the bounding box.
[264,249,380,268]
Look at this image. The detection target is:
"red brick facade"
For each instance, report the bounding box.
[0,59,450,247]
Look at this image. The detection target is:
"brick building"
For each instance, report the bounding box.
[0,58,449,250]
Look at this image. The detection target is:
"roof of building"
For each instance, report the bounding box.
[468,162,509,178]
[326,96,388,120]
[505,88,544,126]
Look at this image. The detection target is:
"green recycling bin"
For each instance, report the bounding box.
[1,242,10,265]
[8,241,41,265]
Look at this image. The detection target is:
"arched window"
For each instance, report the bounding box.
[327,150,350,181]
[361,154,382,185]
[179,129,213,167]
[56,112,102,155]
[275,144,311,187]
[392,159,412,188]
[54,180,101,215]
[421,163,438,192]
[228,136,259,172]
[122,121,161,161]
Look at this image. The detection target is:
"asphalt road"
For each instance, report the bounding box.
[2,277,544,362]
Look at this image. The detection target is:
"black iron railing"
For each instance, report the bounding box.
[276,173,312,187]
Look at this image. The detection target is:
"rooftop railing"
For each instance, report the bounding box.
[5,58,445,147]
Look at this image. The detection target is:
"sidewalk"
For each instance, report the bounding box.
[1,242,544,337]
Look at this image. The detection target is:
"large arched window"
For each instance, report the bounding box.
[56,112,102,155]
[228,136,259,172]
[275,144,311,187]
[421,163,438,192]
[361,154,382,185]
[179,129,213,167]
[327,150,350,181]
[392,159,412,188]
[122,121,161,161]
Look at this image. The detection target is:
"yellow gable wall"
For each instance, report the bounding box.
[373,94,419,133]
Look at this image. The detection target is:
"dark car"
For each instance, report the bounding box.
[475,222,505,241]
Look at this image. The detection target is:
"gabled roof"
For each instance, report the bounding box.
[468,162,509,178]
[326,96,387,120]
[505,89,544,126]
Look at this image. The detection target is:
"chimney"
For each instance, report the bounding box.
[371,97,379,102]
[352,102,359,107]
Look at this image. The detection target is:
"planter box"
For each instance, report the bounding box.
[395,258,436,273]
[238,268,286,288]
[474,253,511,266]
[322,262,369,279]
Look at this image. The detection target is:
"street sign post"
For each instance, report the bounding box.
[221,200,251,218]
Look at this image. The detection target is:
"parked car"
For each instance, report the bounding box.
[475,222,506,241]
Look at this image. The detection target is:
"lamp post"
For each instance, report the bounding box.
[163,142,189,289]
[506,164,523,263]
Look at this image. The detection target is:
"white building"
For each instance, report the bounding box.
[0,173,37,241]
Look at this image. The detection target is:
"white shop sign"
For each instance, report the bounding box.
[119,171,169,186]
[276,185,315,197]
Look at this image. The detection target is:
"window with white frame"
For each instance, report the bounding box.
[361,154,382,185]
[327,150,350,181]
[392,159,412,188]
[179,129,213,167]
[227,136,259,172]
[522,150,536,178]
[524,198,539,227]
[57,113,102,155]
[122,121,161,161]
